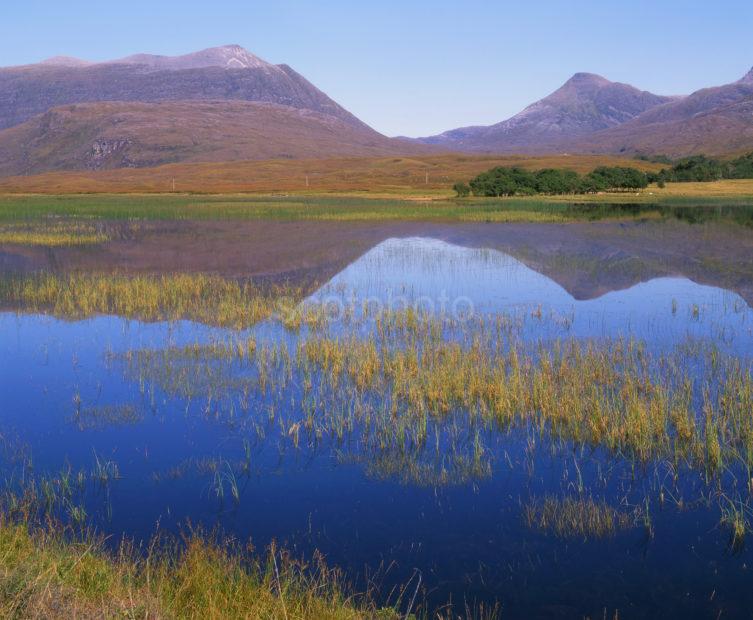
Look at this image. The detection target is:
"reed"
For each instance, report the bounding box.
[523,495,636,539]
[112,309,753,506]
[0,272,306,328]
[720,497,750,552]
[0,518,397,619]
[0,221,109,246]
[71,404,142,430]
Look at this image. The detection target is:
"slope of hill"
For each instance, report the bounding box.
[571,95,753,157]
[0,101,431,177]
[615,66,753,127]
[419,73,674,152]
[0,45,366,131]
[565,66,753,156]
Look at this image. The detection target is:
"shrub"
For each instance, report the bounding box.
[453,182,471,198]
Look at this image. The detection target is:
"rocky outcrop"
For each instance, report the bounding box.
[87,138,134,170]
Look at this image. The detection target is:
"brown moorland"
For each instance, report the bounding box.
[0,154,664,195]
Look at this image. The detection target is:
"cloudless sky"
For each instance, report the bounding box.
[2,1,753,137]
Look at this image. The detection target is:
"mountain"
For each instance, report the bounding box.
[565,66,753,156]
[420,66,753,157]
[612,66,753,127]
[0,45,433,175]
[0,45,366,131]
[0,101,430,177]
[570,96,753,157]
[419,73,674,152]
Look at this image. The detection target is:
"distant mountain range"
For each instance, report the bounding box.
[417,68,753,157]
[0,45,431,175]
[419,73,676,151]
[0,45,752,178]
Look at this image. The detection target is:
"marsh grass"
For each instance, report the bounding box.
[71,404,143,430]
[0,221,110,246]
[523,495,636,539]
[720,498,751,552]
[2,303,752,613]
[0,518,397,619]
[0,449,396,618]
[0,272,307,328]
[113,309,753,493]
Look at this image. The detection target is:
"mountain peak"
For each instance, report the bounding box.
[419,71,671,151]
[112,45,274,71]
[566,72,611,85]
[739,66,753,84]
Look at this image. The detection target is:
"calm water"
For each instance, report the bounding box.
[1,219,753,618]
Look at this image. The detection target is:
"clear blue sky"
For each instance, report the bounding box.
[3,0,753,137]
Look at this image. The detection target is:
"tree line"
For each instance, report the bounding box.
[650,153,753,183]
[455,165,649,197]
[453,152,753,197]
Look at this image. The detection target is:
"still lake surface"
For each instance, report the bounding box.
[1,217,753,618]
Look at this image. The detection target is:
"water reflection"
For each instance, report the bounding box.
[311,237,753,355]
[1,223,753,618]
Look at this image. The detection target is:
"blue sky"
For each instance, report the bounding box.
[3,1,753,137]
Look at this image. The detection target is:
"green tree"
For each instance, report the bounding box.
[588,166,648,191]
[535,169,581,194]
[728,152,753,179]
[469,167,537,197]
[453,182,471,198]
[664,156,724,182]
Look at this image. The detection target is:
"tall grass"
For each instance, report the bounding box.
[524,495,636,539]
[115,310,753,483]
[0,272,307,328]
[0,221,109,246]
[0,519,396,619]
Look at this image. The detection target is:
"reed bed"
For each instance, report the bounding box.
[0,272,308,328]
[0,221,109,246]
[0,438,397,620]
[113,310,753,497]
[107,322,753,549]
[0,518,395,619]
[2,302,752,614]
[523,496,636,539]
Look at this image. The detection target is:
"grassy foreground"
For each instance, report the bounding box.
[0,519,395,619]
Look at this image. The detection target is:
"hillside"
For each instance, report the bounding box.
[0,101,432,177]
[0,45,438,175]
[0,45,366,131]
[571,96,753,157]
[419,73,674,152]
[565,67,753,156]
